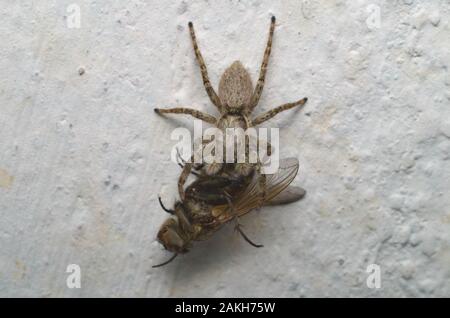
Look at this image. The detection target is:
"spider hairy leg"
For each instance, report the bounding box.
[252,97,308,125]
[248,16,276,112]
[154,107,217,124]
[188,21,223,111]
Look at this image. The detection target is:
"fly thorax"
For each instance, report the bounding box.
[185,200,208,217]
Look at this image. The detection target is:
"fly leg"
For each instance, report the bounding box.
[152,253,178,268]
[158,196,174,214]
[233,218,264,248]
[255,162,267,209]
[176,147,202,177]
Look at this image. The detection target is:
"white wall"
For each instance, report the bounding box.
[0,0,449,297]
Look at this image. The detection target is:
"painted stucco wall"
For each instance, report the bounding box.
[0,0,449,297]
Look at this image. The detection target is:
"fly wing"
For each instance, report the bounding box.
[212,158,299,223]
[264,185,306,206]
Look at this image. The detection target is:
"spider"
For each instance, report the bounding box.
[154,16,308,200]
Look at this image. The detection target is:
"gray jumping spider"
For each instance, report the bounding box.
[154,16,308,201]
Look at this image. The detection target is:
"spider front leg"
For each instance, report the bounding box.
[251,97,308,126]
[188,22,223,112]
[176,147,203,177]
[178,139,225,199]
[177,142,206,200]
[178,161,224,199]
[154,107,217,125]
[178,160,193,201]
[248,16,276,113]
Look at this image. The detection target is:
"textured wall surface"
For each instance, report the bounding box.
[0,1,449,297]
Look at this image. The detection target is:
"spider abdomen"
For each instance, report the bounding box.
[218,61,253,111]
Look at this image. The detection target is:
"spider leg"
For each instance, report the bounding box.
[178,140,210,199]
[257,138,273,164]
[176,147,188,166]
[251,97,307,126]
[177,147,205,171]
[178,162,201,177]
[154,107,217,124]
[176,147,201,177]
[188,22,223,112]
[178,160,193,201]
[248,16,276,113]
[178,140,214,201]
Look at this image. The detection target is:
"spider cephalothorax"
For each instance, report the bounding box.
[154,16,308,201]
